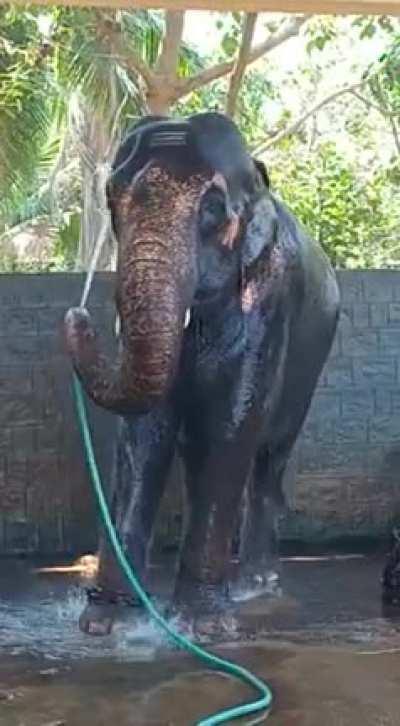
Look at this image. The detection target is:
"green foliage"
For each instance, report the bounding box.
[174,80,224,118]
[1,8,400,274]
[351,14,396,41]
[270,142,400,268]
[175,13,277,146]
[213,12,242,60]
[304,16,337,54]
[0,250,68,273]
[234,70,276,146]
[0,6,62,219]
[0,7,172,219]
[369,33,400,114]
[54,209,81,269]
[0,6,192,269]
[175,66,274,146]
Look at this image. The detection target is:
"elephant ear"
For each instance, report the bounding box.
[241,158,277,267]
[253,158,270,189]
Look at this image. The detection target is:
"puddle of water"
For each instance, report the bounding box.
[0,585,188,662]
[0,561,174,663]
[1,554,400,661]
[1,555,400,725]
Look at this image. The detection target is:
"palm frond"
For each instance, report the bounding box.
[0,5,206,254]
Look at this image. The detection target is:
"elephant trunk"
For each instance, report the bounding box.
[64,160,205,414]
[119,250,185,405]
[64,249,186,415]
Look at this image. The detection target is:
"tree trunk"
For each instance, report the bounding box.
[226,14,257,118]
[146,87,175,115]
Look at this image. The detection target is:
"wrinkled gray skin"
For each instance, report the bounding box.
[64,112,340,636]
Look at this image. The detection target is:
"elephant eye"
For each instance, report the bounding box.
[199,187,228,237]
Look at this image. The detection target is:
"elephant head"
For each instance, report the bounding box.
[64,112,278,414]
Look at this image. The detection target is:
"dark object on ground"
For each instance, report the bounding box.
[382,527,400,606]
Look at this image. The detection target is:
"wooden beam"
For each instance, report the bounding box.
[2,0,400,15]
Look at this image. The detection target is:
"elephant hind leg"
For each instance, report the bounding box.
[233,445,289,600]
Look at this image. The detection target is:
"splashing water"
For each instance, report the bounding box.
[231,571,282,603]
[0,585,179,662]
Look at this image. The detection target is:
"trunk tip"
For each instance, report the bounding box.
[63,307,95,357]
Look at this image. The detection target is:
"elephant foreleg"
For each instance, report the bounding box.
[173,440,254,628]
[80,403,179,636]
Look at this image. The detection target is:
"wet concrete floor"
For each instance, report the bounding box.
[1,553,400,725]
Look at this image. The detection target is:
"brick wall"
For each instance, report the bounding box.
[1,270,400,555]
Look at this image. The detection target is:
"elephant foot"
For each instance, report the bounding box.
[231,562,281,602]
[79,586,145,636]
[79,602,119,636]
[191,612,239,642]
[173,606,239,643]
[171,574,238,641]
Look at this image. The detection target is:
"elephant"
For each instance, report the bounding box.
[64,112,340,636]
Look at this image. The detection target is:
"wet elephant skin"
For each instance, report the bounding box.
[64,112,340,635]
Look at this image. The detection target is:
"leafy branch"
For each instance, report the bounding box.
[254,82,366,155]
[93,12,310,113]
[178,15,309,101]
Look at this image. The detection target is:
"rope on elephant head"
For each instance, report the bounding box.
[72,165,273,726]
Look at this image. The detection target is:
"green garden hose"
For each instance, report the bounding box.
[72,372,273,725]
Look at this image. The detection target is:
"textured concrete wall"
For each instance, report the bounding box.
[0,274,116,555]
[1,270,400,555]
[281,270,400,543]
